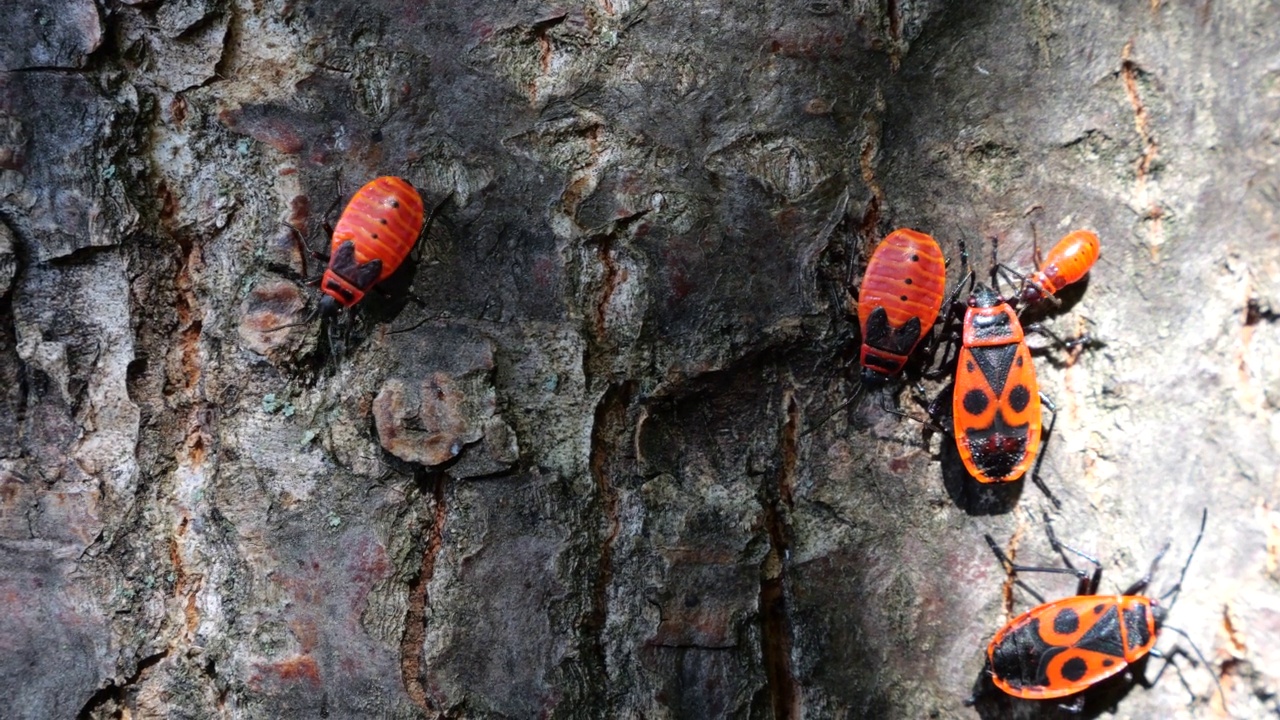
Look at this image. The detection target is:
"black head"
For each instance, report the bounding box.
[968,284,1003,309]
[318,294,342,318]
[859,366,891,389]
[1151,600,1168,628]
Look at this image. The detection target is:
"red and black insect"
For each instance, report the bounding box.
[856,228,948,386]
[1010,229,1100,308]
[977,510,1220,708]
[951,282,1044,485]
[265,176,427,339]
[804,228,949,433]
[315,176,426,315]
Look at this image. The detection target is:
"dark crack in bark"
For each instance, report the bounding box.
[401,472,447,714]
[584,381,634,699]
[76,650,169,720]
[759,390,800,719]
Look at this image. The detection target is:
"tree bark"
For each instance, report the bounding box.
[1,1,1277,718]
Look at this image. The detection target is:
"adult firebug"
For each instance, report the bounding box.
[977,511,1221,708]
[1016,229,1100,307]
[856,228,948,386]
[951,283,1043,485]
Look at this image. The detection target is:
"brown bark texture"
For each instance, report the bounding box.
[1,0,1278,718]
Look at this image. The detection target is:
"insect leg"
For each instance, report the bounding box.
[1120,542,1169,597]
[918,263,971,376]
[380,190,456,311]
[262,305,321,334]
[1040,513,1104,595]
[983,534,1088,605]
[925,378,955,430]
[1142,645,1201,707]
[388,310,449,336]
[995,262,1028,295]
[281,221,330,279]
[921,325,961,381]
[368,282,427,307]
[922,286,969,382]
[1028,394,1065,510]
[876,390,947,434]
[1025,322,1094,353]
[1055,695,1086,714]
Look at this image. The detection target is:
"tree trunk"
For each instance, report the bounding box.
[1,1,1276,718]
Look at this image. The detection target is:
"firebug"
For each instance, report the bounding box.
[1015,229,1100,307]
[265,176,428,340]
[951,283,1043,485]
[316,176,425,314]
[975,510,1222,709]
[856,228,948,386]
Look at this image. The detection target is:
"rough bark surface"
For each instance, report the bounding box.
[1,1,1277,719]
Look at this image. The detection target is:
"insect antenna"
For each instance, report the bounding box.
[987,235,1002,291]
[1159,508,1208,607]
[954,237,978,298]
[262,305,321,333]
[1148,511,1221,709]
[1026,205,1046,268]
[1158,623,1226,710]
[388,311,449,335]
[800,382,867,437]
